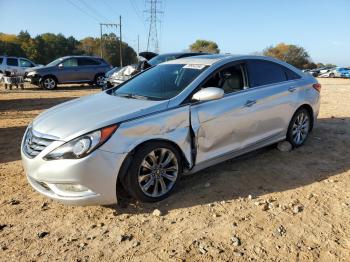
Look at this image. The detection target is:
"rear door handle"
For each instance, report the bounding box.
[288,87,297,92]
[244,100,256,107]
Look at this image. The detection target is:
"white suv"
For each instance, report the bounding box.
[0,56,39,76]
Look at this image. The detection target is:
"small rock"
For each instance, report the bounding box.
[208,203,214,207]
[9,199,20,205]
[231,236,241,246]
[41,202,49,210]
[233,251,244,257]
[132,241,140,247]
[198,242,208,254]
[204,182,211,188]
[220,200,226,204]
[232,222,238,228]
[212,213,220,218]
[0,224,7,231]
[98,222,105,227]
[261,203,269,211]
[116,234,132,243]
[277,141,292,152]
[152,209,162,217]
[293,205,303,214]
[1,245,8,251]
[102,229,109,235]
[37,231,49,238]
[79,242,87,248]
[248,194,253,200]
[275,225,286,236]
[90,224,97,229]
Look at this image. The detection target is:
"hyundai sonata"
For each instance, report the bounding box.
[21,55,320,205]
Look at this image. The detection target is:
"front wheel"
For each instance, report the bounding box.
[286,108,311,147]
[41,76,57,90]
[94,74,105,87]
[125,142,182,202]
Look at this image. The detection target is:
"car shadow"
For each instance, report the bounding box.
[0,97,76,112]
[0,126,27,164]
[108,116,349,214]
[22,84,100,91]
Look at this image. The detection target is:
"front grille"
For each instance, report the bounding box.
[23,129,55,158]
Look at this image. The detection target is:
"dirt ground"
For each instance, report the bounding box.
[0,79,349,261]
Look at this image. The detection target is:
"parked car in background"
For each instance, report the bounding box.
[331,67,350,78]
[102,52,210,89]
[25,56,112,89]
[0,56,40,76]
[21,55,320,205]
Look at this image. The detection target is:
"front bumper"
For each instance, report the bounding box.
[24,74,41,85]
[21,147,127,205]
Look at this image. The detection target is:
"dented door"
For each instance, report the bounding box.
[190,92,260,165]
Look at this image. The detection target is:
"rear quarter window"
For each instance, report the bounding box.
[247,60,288,87]
[285,68,301,80]
[0,57,3,64]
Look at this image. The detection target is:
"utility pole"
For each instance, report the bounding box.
[119,15,123,67]
[137,34,140,61]
[99,18,123,67]
[100,23,103,58]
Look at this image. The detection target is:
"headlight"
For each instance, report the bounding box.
[27,71,37,77]
[44,125,118,160]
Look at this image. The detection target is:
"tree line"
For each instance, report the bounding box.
[0,31,137,66]
[189,40,336,69]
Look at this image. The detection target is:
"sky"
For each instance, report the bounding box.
[0,0,349,66]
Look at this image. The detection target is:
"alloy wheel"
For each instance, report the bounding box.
[292,112,310,145]
[43,78,56,89]
[138,148,179,197]
[96,76,105,86]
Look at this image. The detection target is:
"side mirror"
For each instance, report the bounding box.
[192,87,224,102]
[58,63,63,68]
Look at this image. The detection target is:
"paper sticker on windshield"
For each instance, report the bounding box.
[183,64,206,70]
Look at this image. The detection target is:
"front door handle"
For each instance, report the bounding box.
[288,87,297,92]
[244,100,256,107]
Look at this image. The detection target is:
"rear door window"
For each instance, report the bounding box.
[78,58,100,66]
[6,58,19,66]
[0,57,3,64]
[247,60,287,87]
[62,58,78,67]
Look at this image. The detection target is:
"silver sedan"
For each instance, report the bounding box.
[21,55,321,205]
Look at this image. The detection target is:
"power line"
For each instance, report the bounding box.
[78,0,112,23]
[129,0,145,25]
[66,0,100,22]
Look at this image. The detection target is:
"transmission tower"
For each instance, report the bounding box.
[145,0,163,53]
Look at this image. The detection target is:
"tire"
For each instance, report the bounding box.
[286,108,311,147]
[94,74,105,87]
[125,141,183,202]
[329,73,335,78]
[40,76,57,90]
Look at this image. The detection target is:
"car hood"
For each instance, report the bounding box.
[32,92,167,141]
[26,65,56,73]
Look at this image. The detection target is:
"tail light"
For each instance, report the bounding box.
[312,83,321,92]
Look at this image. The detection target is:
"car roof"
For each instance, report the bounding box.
[59,55,103,59]
[163,54,300,67]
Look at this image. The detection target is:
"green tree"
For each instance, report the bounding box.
[189,39,220,54]
[263,43,311,69]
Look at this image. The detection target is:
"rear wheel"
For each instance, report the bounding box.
[125,142,182,202]
[286,108,311,147]
[41,76,57,90]
[329,72,335,78]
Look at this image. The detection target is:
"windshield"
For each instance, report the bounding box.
[148,54,178,66]
[112,63,207,100]
[46,58,63,67]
